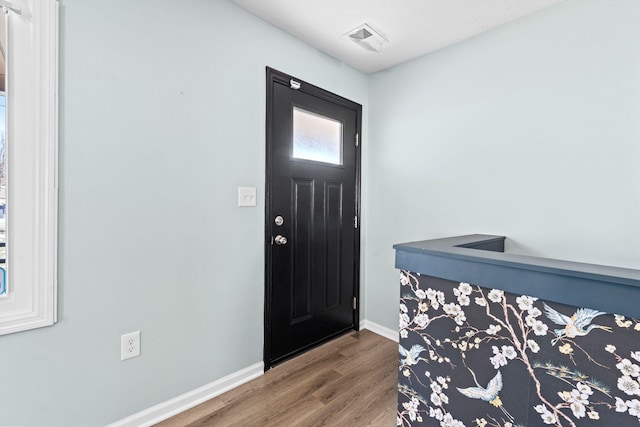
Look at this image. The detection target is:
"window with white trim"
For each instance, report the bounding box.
[0,0,58,335]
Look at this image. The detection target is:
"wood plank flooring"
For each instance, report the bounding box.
[156,330,398,427]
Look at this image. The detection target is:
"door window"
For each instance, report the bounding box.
[292,107,343,165]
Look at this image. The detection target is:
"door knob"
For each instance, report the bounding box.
[274,235,287,245]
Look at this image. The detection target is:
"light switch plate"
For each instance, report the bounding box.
[238,187,257,207]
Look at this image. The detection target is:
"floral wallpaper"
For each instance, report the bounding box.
[397,271,640,427]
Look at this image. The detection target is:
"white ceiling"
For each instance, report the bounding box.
[229,0,564,74]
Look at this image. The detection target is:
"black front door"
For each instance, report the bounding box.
[265,68,362,369]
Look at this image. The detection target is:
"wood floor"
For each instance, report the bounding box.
[156,330,398,427]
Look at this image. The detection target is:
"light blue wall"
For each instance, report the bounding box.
[364,0,640,330]
[0,1,367,425]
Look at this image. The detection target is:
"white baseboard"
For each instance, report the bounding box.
[109,321,397,426]
[108,362,264,427]
[361,319,398,342]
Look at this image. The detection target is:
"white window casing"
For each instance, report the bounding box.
[0,0,58,335]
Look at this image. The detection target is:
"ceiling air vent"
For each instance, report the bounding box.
[345,23,388,53]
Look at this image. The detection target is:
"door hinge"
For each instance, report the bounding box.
[355,133,359,147]
[354,216,358,229]
[352,296,357,310]
[290,79,301,90]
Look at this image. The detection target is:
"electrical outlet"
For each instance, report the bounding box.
[121,331,141,360]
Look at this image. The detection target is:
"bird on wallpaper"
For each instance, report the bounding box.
[543,302,613,345]
[457,369,515,422]
[399,344,426,368]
